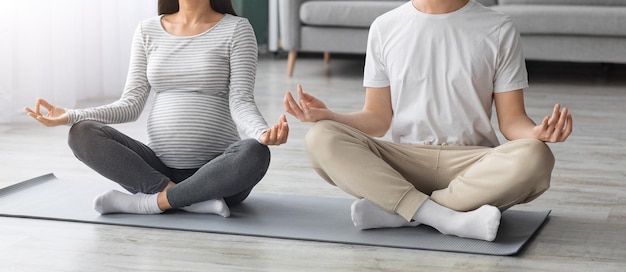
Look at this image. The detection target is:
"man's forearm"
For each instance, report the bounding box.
[331,110,390,137]
[499,116,538,141]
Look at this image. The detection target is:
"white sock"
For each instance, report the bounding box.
[412,199,501,241]
[351,199,420,230]
[93,190,163,215]
[181,198,230,217]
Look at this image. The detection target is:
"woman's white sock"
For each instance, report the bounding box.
[93,190,162,215]
[181,198,230,217]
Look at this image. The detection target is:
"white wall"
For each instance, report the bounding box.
[0,0,157,123]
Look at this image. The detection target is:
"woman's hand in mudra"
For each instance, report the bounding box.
[260,114,289,146]
[24,98,69,127]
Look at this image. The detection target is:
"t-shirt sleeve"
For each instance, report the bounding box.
[363,20,390,88]
[228,18,269,142]
[493,18,529,93]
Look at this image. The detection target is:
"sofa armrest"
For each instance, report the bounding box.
[278,0,395,51]
[476,0,497,6]
[278,0,306,51]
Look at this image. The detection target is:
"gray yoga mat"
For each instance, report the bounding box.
[0,173,550,255]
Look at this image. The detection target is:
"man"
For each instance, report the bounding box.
[284,0,572,241]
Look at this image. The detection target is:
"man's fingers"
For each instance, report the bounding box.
[285,92,304,118]
[540,116,549,132]
[284,92,296,105]
[285,94,298,112]
[551,104,560,117]
[289,99,304,118]
[549,127,562,142]
[297,85,305,101]
[549,106,571,142]
[284,93,298,113]
[283,95,296,116]
[566,114,573,134]
[300,99,312,117]
[536,116,550,142]
[297,84,304,96]
[549,104,562,126]
[558,107,568,125]
[553,107,567,134]
[283,92,292,112]
[536,104,572,143]
[559,114,573,142]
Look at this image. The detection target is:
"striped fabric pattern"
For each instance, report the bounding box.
[66,14,269,169]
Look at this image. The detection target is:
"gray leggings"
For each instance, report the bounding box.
[68,121,270,208]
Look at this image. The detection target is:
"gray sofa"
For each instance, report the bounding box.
[278,0,626,77]
[489,0,626,66]
[278,0,404,76]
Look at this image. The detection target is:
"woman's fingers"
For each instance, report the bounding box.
[35,98,55,115]
[273,115,288,145]
[36,116,53,127]
[24,106,48,124]
[276,124,288,145]
[24,107,37,117]
[24,98,68,127]
[262,126,276,145]
[262,115,289,146]
[26,98,52,117]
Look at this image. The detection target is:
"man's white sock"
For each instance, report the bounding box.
[351,198,420,229]
[412,199,501,241]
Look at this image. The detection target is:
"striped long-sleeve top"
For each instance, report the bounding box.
[66,14,269,169]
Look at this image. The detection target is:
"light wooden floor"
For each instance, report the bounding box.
[1,55,625,271]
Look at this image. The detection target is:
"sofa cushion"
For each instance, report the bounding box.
[476,0,498,6]
[492,5,626,36]
[300,1,405,28]
[498,0,626,6]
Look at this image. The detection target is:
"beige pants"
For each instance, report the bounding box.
[305,120,555,221]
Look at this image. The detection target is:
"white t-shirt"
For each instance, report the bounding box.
[363,0,528,147]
